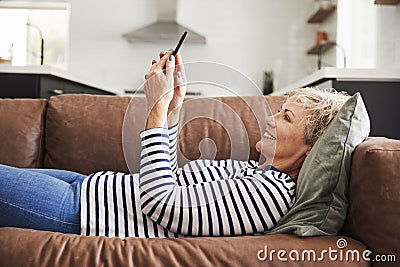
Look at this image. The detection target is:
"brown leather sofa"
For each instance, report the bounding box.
[0,94,399,267]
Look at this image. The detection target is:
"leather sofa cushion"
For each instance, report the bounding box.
[44,95,135,174]
[0,227,369,267]
[0,98,47,168]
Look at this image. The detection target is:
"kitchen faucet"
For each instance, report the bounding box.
[318,41,347,70]
[26,22,44,65]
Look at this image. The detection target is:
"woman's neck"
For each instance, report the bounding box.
[259,157,304,180]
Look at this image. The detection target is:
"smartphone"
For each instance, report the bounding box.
[173,31,187,56]
[148,32,187,78]
[160,31,187,74]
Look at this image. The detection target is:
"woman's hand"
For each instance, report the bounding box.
[144,50,175,129]
[144,50,175,111]
[157,51,187,127]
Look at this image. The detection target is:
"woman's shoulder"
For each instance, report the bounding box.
[256,168,296,191]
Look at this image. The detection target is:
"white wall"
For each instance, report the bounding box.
[68,0,320,96]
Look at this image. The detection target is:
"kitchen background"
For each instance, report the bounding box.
[0,0,399,96]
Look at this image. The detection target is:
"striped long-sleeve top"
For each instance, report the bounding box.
[80,124,296,238]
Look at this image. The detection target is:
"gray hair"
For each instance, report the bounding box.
[286,87,350,146]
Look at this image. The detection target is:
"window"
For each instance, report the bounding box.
[0,2,69,69]
[337,0,377,68]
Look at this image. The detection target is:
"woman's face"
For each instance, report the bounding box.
[255,100,312,177]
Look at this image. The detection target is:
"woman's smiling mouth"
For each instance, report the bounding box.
[263,129,276,140]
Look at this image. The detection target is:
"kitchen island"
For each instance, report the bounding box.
[273,67,400,139]
[0,65,117,98]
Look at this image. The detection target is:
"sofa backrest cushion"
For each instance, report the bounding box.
[123,95,285,173]
[44,95,134,174]
[0,98,47,168]
[44,94,285,175]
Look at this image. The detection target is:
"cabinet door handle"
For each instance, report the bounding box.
[50,89,64,95]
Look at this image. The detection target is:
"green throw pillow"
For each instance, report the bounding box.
[269,92,370,236]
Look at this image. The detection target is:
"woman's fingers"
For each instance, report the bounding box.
[165,54,175,79]
[174,52,183,65]
[145,60,159,79]
[174,52,186,87]
[174,52,186,79]
[156,50,174,72]
[145,50,175,80]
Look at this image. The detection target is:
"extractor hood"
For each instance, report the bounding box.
[123,0,206,44]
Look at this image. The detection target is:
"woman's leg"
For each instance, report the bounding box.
[0,164,83,234]
[23,168,86,183]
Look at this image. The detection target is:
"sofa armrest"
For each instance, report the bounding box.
[343,137,400,266]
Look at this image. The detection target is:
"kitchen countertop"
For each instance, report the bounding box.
[0,65,120,95]
[273,67,400,95]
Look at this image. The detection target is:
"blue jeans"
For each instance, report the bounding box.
[0,164,86,234]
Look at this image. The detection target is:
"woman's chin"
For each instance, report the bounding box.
[256,139,276,162]
[255,140,262,153]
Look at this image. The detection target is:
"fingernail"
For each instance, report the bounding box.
[169,55,174,61]
[177,71,181,78]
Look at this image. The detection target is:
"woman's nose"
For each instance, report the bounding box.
[266,115,276,128]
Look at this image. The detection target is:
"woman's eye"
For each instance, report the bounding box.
[284,115,290,121]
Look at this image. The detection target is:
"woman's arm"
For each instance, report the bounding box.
[150,51,186,129]
[168,123,180,174]
[140,52,294,236]
[144,50,175,130]
[150,51,186,174]
[139,129,295,236]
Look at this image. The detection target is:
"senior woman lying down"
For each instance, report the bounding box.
[0,50,350,238]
